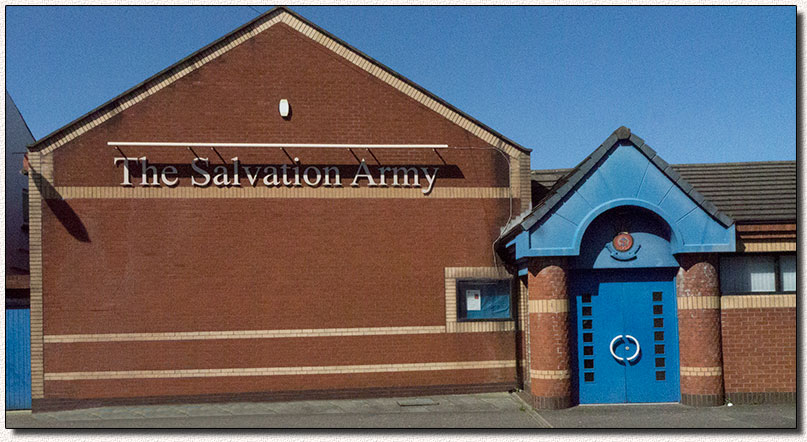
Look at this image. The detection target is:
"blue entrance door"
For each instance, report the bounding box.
[571,269,680,404]
[6,307,32,409]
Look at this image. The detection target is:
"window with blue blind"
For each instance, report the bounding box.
[456,279,512,321]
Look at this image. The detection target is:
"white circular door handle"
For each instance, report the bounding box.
[624,335,641,361]
[609,334,641,362]
[609,335,624,361]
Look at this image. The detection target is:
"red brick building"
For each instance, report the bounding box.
[26,7,795,411]
[525,161,795,407]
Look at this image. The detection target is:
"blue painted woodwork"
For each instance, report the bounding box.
[508,142,735,263]
[571,269,680,404]
[605,242,641,261]
[571,206,679,270]
[501,131,729,404]
[6,308,32,410]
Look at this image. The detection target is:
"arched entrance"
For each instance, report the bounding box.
[569,206,681,404]
[500,129,737,409]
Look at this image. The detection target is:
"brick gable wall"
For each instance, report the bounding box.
[35,21,526,408]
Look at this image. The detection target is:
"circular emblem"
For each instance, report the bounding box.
[612,232,634,252]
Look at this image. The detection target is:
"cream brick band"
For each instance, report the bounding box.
[445,321,515,333]
[518,279,529,330]
[739,241,796,252]
[37,10,525,159]
[44,326,446,344]
[28,153,45,399]
[680,366,722,377]
[721,294,796,309]
[677,296,720,310]
[528,299,569,314]
[44,359,516,381]
[49,186,510,200]
[517,154,531,211]
[529,369,571,380]
[444,267,511,279]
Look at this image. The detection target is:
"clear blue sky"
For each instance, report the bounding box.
[5,6,796,169]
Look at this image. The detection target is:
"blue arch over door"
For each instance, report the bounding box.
[506,137,735,269]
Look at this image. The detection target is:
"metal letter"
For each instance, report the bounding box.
[161,165,179,187]
[191,157,211,187]
[351,159,377,187]
[114,157,137,187]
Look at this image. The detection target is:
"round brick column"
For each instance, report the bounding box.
[676,254,724,406]
[526,257,572,409]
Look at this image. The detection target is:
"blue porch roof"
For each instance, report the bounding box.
[502,127,736,265]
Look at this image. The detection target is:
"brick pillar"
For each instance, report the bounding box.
[527,257,572,409]
[676,254,724,406]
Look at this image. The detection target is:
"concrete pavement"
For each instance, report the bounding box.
[6,392,548,428]
[5,392,797,429]
[537,402,797,428]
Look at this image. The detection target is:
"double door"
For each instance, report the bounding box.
[571,268,680,404]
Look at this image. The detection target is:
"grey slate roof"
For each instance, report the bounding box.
[531,160,797,224]
[514,127,735,240]
[666,161,795,222]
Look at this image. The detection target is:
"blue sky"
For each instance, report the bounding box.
[5,6,796,169]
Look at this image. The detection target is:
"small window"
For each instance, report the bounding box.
[780,255,796,292]
[720,255,775,293]
[720,254,795,294]
[656,371,666,381]
[456,279,511,321]
[584,372,594,382]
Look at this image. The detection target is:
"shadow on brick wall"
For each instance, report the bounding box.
[31,169,90,243]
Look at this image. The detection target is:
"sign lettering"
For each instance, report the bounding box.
[114,157,440,195]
